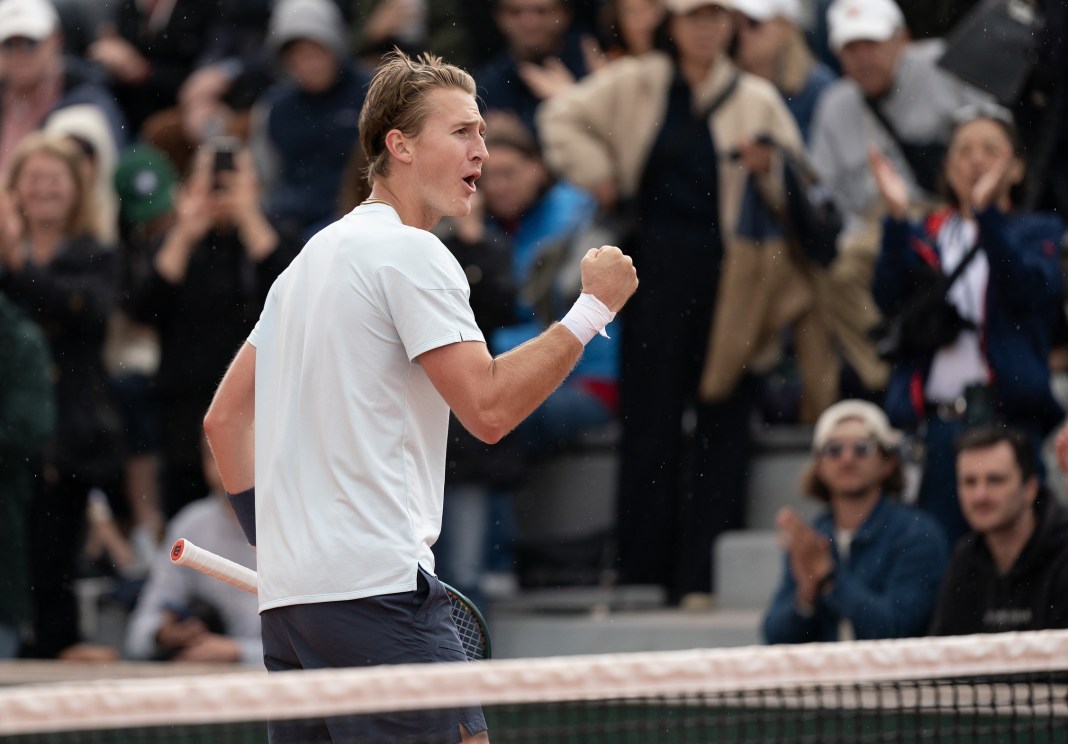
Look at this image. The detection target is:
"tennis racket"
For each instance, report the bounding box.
[170,538,492,660]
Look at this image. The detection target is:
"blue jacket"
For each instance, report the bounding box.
[873,207,1065,435]
[763,496,949,644]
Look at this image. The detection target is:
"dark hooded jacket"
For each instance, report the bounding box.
[929,493,1068,635]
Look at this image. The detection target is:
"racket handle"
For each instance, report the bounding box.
[170,538,258,595]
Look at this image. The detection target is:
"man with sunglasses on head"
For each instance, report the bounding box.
[763,400,949,644]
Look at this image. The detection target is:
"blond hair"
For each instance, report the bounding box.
[5,132,102,240]
[358,49,477,186]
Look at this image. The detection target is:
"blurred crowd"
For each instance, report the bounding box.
[1,0,1067,663]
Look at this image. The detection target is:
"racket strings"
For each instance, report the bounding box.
[446,592,488,661]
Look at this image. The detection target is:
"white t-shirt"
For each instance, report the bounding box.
[835,528,856,642]
[248,203,485,612]
[925,214,990,402]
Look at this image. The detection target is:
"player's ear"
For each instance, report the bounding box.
[384,130,413,163]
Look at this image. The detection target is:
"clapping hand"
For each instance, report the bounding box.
[776,507,834,609]
[868,146,909,221]
[970,146,1021,214]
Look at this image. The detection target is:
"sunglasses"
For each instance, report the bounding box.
[819,439,878,460]
[0,37,42,52]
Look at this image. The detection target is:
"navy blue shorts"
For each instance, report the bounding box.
[260,566,488,743]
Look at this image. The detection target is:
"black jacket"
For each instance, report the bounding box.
[929,494,1068,635]
[0,236,123,480]
[125,224,300,399]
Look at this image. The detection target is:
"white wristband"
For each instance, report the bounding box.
[560,293,616,346]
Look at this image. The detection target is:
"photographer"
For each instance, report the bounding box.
[126,139,301,517]
[871,104,1064,544]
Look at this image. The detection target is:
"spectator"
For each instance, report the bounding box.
[0,295,54,659]
[87,0,222,136]
[41,107,120,243]
[476,0,597,136]
[807,0,992,397]
[249,0,372,237]
[0,0,126,222]
[539,0,828,605]
[125,437,261,665]
[0,133,123,660]
[763,400,949,643]
[807,0,978,67]
[871,103,1064,542]
[595,0,665,61]
[732,0,836,142]
[125,140,300,519]
[929,425,1068,635]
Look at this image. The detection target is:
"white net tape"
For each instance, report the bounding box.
[1,629,1066,735]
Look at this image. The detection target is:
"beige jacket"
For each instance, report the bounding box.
[538,53,818,401]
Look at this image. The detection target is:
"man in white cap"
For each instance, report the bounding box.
[0,0,126,175]
[801,0,992,399]
[762,399,949,643]
[732,0,836,141]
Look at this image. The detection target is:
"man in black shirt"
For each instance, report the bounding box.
[929,425,1068,635]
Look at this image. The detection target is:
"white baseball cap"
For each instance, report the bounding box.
[732,0,801,24]
[0,0,59,44]
[812,400,903,452]
[827,0,904,53]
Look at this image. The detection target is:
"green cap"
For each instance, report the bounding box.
[113,145,178,225]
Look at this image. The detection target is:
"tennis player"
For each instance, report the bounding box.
[203,50,637,744]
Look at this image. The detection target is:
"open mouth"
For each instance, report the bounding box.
[462,173,479,190]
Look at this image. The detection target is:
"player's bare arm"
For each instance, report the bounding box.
[421,245,637,444]
[203,341,256,494]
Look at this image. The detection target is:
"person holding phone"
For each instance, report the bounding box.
[124,138,302,518]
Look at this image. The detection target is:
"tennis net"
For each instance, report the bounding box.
[1,629,1067,743]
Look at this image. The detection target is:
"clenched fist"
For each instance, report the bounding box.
[579,245,638,313]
